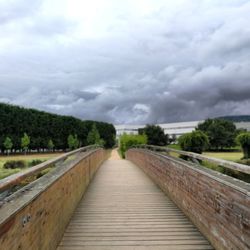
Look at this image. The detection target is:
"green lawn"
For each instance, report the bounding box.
[168,144,243,162]
[203,152,243,162]
[168,144,249,182]
[0,153,62,180]
[168,144,181,150]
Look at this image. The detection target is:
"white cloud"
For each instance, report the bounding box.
[0,0,250,124]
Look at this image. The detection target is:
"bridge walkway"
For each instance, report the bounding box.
[57,150,213,250]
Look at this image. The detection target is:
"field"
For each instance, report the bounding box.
[203,152,243,162]
[168,144,243,162]
[0,153,63,180]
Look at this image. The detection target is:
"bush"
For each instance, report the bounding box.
[236,132,250,159]
[3,160,26,169]
[197,119,236,150]
[119,134,147,158]
[28,159,45,167]
[178,130,209,154]
[139,125,169,146]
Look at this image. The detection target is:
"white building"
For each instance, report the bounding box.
[115,121,250,138]
[115,124,145,137]
[158,121,201,137]
[235,122,250,131]
[115,121,201,138]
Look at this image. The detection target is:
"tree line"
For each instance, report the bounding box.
[179,118,250,159]
[0,103,116,154]
[131,119,250,159]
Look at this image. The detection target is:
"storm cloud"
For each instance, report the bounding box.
[0,0,250,124]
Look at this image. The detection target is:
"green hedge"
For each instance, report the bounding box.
[0,103,116,151]
[178,130,209,154]
[236,132,250,159]
[3,160,26,169]
[119,134,147,158]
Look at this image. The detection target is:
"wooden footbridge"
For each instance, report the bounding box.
[0,146,249,250]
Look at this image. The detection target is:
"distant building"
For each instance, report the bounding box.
[115,121,201,138]
[157,121,201,138]
[115,124,145,137]
[235,122,250,131]
[115,121,250,138]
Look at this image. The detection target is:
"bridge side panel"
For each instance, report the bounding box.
[0,149,109,250]
[126,149,250,250]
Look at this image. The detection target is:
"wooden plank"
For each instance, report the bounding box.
[58,245,214,250]
[58,158,213,250]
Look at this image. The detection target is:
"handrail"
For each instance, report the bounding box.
[131,144,250,175]
[0,145,101,193]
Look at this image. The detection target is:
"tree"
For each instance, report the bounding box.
[3,137,13,155]
[87,124,101,145]
[95,122,116,148]
[67,134,79,150]
[178,131,209,154]
[139,125,168,146]
[47,139,55,151]
[74,135,79,149]
[21,133,30,154]
[197,119,236,150]
[119,134,147,158]
[235,128,247,137]
[236,132,250,159]
[0,103,116,154]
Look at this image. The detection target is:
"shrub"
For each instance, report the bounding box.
[139,125,169,146]
[197,119,236,150]
[3,160,26,169]
[67,134,79,150]
[119,134,147,158]
[28,159,45,167]
[236,132,250,159]
[178,130,209,154]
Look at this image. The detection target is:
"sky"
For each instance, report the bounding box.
[0,0,250,124]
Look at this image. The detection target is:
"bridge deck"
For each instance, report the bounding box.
[58,151,213,250]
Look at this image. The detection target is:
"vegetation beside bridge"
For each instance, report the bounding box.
[0,103,116,154]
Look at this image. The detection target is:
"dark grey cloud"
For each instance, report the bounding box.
[0,0,42,24]
[0,0,250,124]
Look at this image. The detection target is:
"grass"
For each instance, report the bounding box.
[201,159,250,183]
[0,153,63,180]
[203,151,243,162]
[168,145,249,182]
[117,148,123,159]
[168,144,181,150]
[0,153,62,161]
[202,151,250,182]
[168,144,243,162]
[0,165,20,180]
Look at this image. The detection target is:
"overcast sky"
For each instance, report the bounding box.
[0,0,250,124]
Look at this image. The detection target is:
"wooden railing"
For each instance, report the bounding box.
[132,144,250,175]
[0,146,109,250]
[0,145,100,194]
[126,147,250,250]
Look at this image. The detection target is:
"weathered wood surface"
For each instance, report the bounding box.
[0,145,100,193]
[0,148,109,250]
[58,153,213,250]
[127,149,250,250]
[135,145,250,175]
